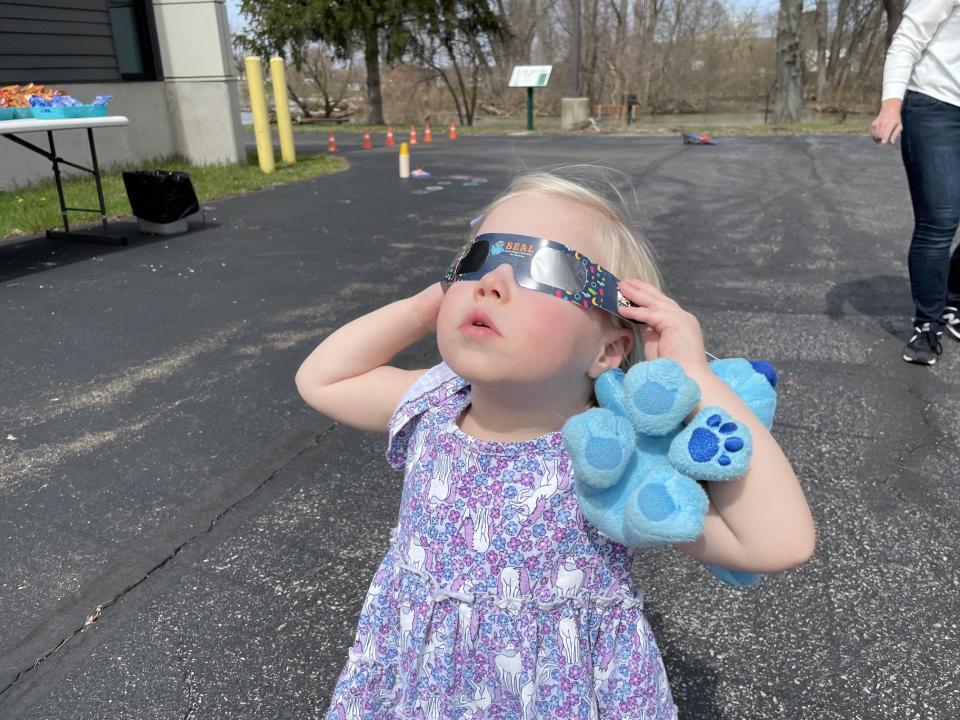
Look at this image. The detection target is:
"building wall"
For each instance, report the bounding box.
[153,0,244,170]
[0,0,244,192]
[0,0,123,85]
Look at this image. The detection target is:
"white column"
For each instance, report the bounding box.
[152,0,244,165]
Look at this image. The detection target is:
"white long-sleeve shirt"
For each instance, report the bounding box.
[882,0,960,106]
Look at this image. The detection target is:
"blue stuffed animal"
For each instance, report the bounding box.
[562,357,777,587]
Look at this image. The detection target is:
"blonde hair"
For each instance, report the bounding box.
[465,166,663,369]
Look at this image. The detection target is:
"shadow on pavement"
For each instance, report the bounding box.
[0,220,223,284]
[648,607,725,720]
[824,273,913,338]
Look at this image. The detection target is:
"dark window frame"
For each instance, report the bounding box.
[108,0,164,82]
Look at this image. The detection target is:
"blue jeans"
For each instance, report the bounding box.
[900,90,960,328]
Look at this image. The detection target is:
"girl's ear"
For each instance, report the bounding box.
[588,324,634,378]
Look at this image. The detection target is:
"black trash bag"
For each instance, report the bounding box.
[122,170,199,224]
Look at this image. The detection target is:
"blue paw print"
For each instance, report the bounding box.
[669,407,752,481]
[690,414,745,466]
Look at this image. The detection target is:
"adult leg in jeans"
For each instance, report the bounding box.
[900,91,960,330]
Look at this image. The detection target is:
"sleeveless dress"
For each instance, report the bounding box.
[325,363,678,720]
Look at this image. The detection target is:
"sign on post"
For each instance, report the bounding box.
[510,65,553,130]
[509,65,553,88]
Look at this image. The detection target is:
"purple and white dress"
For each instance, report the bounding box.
[325,363,678,720]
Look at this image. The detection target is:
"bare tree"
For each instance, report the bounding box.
[405,0,505,126]
[773,0,803,123]
[815,0,828,103]
[881,0,904,47]
[634,0,663,108]
[291,45,358,118]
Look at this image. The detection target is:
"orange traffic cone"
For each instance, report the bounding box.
[449,122,457,140]
[424,122,432,144]
[385,127,395,147]
[327,130,337,153]
[409,125,418,145]
[362,128,373,149]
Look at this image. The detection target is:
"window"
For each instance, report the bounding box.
[109,0,161,80]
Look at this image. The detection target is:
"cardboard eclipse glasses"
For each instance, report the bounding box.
[441,233,640,322]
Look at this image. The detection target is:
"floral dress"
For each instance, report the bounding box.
[325,363,678,720]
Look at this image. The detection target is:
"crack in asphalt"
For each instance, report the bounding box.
[0,424,337,705]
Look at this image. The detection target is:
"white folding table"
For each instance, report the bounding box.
[1,116,130,244]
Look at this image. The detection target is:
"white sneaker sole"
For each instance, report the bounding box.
[902,353,938,365]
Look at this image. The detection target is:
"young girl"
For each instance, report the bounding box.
[296,170,816,720]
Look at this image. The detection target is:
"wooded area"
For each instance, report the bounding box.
[235,0,904,126]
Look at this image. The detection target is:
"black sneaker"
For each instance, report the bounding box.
[943,306,960,341]
[903,323,943,365]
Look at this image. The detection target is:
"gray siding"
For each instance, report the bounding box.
[0,0,121,84]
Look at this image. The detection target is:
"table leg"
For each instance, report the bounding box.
[48,131,70,233]
[43,129,127,246]
[87,127,110,239]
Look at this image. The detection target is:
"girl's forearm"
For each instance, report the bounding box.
[296,295,433,390]
[295,284,442,433]
[677,361,816,572]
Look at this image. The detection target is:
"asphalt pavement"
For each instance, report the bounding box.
[1,131,958,719]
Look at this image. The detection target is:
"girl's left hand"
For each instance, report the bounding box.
[618,278,708,370]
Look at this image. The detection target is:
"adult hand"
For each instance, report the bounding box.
[617,279,708,372]
[871,98,904,145]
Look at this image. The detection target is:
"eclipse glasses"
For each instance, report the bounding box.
[441,232,641,322]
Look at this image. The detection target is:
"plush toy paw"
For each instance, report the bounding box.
[707,565,763,587]
[669,407,752,481]
[623,467,710,547]
[564,408,635,495]
[564,357,778,588]
[709,358,777,429]
[573,460,709,548]
[597,359,701,436]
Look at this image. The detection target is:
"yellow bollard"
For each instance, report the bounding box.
[244,56,275,174]
[269,57,296,165]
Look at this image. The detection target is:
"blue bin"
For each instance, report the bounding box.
[72,105,108,119]
[0,107,15,121]
[31,104,109,120]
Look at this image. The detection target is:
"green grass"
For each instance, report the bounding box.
[669,121,870,136]
[244,119,871,137]
[0,152,347,241]
[244,122,544,135]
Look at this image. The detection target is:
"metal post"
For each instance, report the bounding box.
[48,131,69,233]
[244,56,276,174]
[527,87,534,131]
[269,56,296,164]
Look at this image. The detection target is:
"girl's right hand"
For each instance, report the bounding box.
[871,99,903,145]
[409,282,445,333]
[617,279,708,372]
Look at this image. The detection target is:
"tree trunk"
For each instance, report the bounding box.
[827,0,850,85]
[881,0,904,47]
[363,24,384,125]
[773,0,803,124]
[637,0,660,108]
[815,0,828,104]
[583,0,600,102]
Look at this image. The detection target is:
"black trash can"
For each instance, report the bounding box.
[122,170,199,234]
